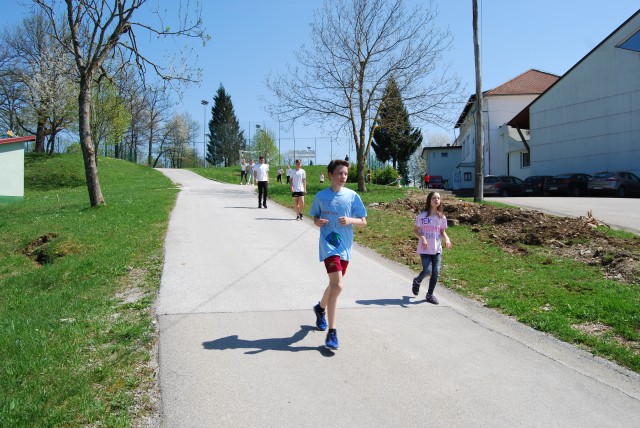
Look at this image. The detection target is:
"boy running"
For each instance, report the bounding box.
[310,159,367,350]
[290,159,307,220]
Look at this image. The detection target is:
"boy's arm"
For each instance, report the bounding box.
[314,216,329,227]
[339,217,366,226]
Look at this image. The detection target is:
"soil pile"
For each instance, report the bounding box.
[377,191,640,285]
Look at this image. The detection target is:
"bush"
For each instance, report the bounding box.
[374,165,398,185]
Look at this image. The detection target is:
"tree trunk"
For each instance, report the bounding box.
[79,77,105,207]
[34,119,46,153]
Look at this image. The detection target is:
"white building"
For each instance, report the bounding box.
[452,69,559,190]
[0,136,35,202]
[515,11,640,177]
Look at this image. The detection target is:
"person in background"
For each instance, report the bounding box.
[320,172,325,184]
[254,156,269,208]
[246,160,254,186]
[286,164,292,184]
[290,159,307,220]
[240,159,247,184]
[277,166,284,183]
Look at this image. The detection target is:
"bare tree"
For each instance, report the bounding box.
[266,0,463,191]
[154,112,198,168]
[427,132,452,147]
[143,83,174,166]
[34,0,207,207]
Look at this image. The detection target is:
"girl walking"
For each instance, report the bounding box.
[412,191,452,304]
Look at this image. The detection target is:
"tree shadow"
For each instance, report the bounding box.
[202,325,334,356]
[355,295,425,308]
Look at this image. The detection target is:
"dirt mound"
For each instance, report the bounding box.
[377,191,640,285]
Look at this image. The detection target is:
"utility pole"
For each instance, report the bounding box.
[473,0,484,202]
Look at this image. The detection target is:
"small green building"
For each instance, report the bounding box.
[0,136,35,203]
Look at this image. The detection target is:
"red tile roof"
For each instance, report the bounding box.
[485,69,559,96]
[455,69,560,128]
[0,136,35,145]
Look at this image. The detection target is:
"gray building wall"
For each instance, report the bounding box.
[530,13,640,177]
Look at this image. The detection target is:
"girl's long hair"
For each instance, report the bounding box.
[424,191,444,218]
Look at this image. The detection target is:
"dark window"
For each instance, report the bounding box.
[441,152,448,158]
[464,172,472,181]
[521,152,530,168]
[620,30,640,53]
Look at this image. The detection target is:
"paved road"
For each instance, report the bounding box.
[156,169,640,427]
[485,196,640,235]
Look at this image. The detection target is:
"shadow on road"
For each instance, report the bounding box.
[202,325,335,356]
[356,295,427,308]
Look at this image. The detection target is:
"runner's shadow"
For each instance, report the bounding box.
[356,295,425,308]
[202,325,334,356]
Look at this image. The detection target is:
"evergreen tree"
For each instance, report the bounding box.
[207,84,245,166]
[372,76,423,178]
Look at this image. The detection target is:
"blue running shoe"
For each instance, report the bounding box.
[325,330,339,350]
[313,303,327,331]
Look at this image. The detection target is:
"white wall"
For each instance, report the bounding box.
[0,143,25,197]
[530,13,640,177]
[454,94,537,185]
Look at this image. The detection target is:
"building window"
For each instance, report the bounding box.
[464,172,472,181]
[521,152,530,168]
[619,29,640,53]
[441,152,448,158]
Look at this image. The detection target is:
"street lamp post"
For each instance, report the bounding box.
[201,100,209,167]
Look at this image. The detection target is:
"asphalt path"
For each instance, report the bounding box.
[485,196,640,235]
[156,169,640,427]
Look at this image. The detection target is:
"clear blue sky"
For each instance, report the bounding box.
[3,1,639,164]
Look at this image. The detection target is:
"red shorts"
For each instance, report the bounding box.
[324,255,349,276]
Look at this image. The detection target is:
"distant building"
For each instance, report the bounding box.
[420,145,461,189]
[452,69,559,190]
[284,148,315,165]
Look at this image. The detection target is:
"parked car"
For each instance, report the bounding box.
[483,175,524,196]
[428,175,444,189]
[543,173,592,196]
[587,171,640,197]
[522,175,553,196]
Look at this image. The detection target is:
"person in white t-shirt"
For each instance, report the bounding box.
[246,160,254,185]
[286,164,292,184]
[290,159,307,220]
[253,156,270,208]
[240,159,247,184]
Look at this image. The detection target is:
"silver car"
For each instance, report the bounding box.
[587,171,640,197]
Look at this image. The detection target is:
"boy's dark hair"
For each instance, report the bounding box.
[327,159,349,174]
[259,156,265,160]
[424,191,444,218]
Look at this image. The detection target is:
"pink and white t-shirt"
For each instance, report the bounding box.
[415,211,448,255]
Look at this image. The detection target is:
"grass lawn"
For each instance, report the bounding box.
[193,164,640,372]
[2,158,638,425]
[0,154,177,426]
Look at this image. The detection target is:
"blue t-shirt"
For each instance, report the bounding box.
[309,186,367,262]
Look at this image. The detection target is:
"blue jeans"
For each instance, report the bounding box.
[414,253,442,296]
